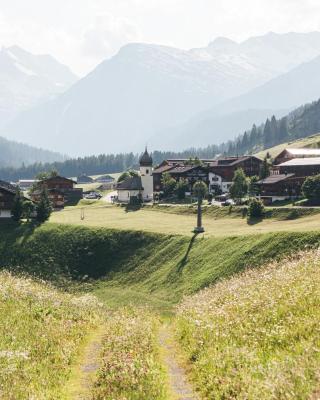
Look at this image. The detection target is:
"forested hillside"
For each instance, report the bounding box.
[2,97,320,180]
[0,136,66,168]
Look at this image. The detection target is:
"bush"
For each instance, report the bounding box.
[302,174,320,204]
[248,198,264,219]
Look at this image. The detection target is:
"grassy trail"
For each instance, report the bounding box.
[66,326,106,400]
[159,323,198,400]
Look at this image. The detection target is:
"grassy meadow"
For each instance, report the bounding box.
[50,202,320,237]
[0,271,103,399]
[176,250,320,399]
[2,221,320,398]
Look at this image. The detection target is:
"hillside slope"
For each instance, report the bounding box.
[1,223,320,308]
[0,135,66,168]
[176,250,320,399]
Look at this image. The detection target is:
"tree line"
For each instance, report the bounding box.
[2,97,320,182]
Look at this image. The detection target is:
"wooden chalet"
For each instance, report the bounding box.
[0,180,17,218]
[153,160,209,193]
[277,157,320,177]
[31,176,83,208]
[256,174,305,204]
[77,174,94,184]
[208,156,262,193]
[274,148,320,165]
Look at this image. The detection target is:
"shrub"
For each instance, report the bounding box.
[302,174,320,204]
[248,198,264,218]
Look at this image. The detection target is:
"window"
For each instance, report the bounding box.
[146,169,149,174]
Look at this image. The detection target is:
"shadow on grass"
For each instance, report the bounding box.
[176,233,198,273]
[124,204,142,213]
[247,217,264,225]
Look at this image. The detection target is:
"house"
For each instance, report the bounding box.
[0,180,18,218]
[31,189,65,209]
[274,148,320,165]
[116,148,154,203]
[208,156,263,194]
[77,174,94,184]
[256,174,304,204]
[18,180,38,190]
[153,162,209,193]
[277,157,320,177]
[31,175,83,208]
[95,174,115,183]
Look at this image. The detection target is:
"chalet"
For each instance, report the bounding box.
[0,180,18,218]
[256,174,304,204]
[31,176,83,208]
[209,156,262,194]
[77,174,94,184]
[95,175,115,183]
[277,157,320,177]
[153,161,208,193]
[274,148,320,165]
[117,148,154,203]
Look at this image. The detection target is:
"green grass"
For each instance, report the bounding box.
[2,222,320,312]
[255,132,320,159]
[92,308,168,400]
[175,250,320,399]
[0,271,103,399]
[49,202,320,237]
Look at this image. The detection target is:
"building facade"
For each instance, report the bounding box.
[0,180,17,218]
[116,148,154,203]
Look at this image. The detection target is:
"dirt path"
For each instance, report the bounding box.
[66,327,105,399]
[159,324,198,400]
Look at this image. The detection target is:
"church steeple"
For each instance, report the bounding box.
[139,147,153,166]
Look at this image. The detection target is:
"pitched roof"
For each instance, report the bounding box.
[279,157,320,167]
[117,176,143,191]
[0,180,17,194]
[42,175,76,184]
[153,164,176,174]
[282,148,320,156]
[257,173,295,185]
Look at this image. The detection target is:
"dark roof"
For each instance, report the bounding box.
[257,173,295,185]
[0,180,17,194]
[139,148,153,166]
[77,175,93,183]
[169,165,203,174]
[153,164,176,174]
[210,156,262,167]
[117,176,143,191]
[41,175,76,184]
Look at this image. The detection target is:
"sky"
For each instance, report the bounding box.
[1,0,320,76]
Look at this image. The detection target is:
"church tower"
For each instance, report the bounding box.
[139,147,153,201]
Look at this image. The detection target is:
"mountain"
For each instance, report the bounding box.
[0,136,66,169]
[4,32,320,155]
[0,45,77,125]
[159,48,320,150]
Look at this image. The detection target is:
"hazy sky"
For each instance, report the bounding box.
[1,0,320,76]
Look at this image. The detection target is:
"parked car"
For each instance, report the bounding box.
[84,191,102,199]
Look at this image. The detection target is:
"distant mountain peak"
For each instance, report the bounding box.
[208,37,238,49]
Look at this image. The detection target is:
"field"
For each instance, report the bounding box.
[255,132,320,159]
[0,271,103,399]
[176,250,320,399]
[2,220,320,398]
[50,202,320,237]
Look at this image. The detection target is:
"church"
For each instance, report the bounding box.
[116,148,154,203]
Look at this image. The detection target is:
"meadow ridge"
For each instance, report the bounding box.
[175,250,320,399]
[50,202,320,237]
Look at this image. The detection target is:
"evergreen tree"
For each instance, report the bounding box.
[36,188,52,223]
[11,189,24,222]
[229,168,249,204]
[278,117,289,142]
[270,116,278,146]
[263,118,272,148]
[175,179,189,199]
[260,156,271,179]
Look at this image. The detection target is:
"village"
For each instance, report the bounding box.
[2,146,320,219]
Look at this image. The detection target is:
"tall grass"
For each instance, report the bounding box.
[0,272,103,399]
[92,308,168,400]
[176,250,320,399]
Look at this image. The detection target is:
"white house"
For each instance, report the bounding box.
[208,172,232,194]
[117,148,154,203]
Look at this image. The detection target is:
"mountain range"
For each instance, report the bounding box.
[3,32,320,158]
